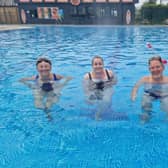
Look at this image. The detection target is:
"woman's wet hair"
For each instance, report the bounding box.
[148,56,164,66]
[92,56,104,65]
[36,57,52,66]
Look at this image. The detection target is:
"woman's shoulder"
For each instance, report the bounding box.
[142,76,149,79]
[163,76,168,83]
[84,72,91,80]
[141,76,150,82]
[105,69,114,78]
[53,73,63,80]
[21,75,36,81]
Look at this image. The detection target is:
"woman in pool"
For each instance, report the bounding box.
[131,56,168,122]
[20,57,72,110]
[83,56,117,120]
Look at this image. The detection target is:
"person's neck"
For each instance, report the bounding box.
[152,75,163,82]
[40,75,50,81]
[93,70,104,79]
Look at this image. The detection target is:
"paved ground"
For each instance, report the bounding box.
[0,24,33,31]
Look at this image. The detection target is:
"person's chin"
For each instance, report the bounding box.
[41,73,50,77]
[95,69,103,73]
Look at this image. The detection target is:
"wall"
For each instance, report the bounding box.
[0,7,20,24]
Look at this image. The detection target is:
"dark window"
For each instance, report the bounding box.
[70,7,78,15]
[70,6,87,16]
[78,6,86,15]
[29,10,38,18]
[87,7,95,16]
[105,7,110,16]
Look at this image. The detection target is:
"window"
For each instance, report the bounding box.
[29,10,38,18]
[78,7,86,15]
[43,7,50,19]
[37,7,63,20]
[70,7,78,15]
[96,7,106,17]
[87,7,94,16]
[111,8,118,17]
[37,7,43,18]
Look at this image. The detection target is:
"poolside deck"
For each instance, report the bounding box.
[0,25,33,31]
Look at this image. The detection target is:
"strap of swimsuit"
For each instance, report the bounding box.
[36,74,57,81]
[53,74,57,81]
[88,71,111,80]
[35,75,39,80]
[88,72,92,80]
[105,69,111,80]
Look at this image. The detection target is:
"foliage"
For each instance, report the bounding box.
[139,3,168,24]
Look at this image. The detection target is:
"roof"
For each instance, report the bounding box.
[0,0,17,6]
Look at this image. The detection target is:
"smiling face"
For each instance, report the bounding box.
[92,57,104,73]
[36,61,51,78]
[149,59,164,80]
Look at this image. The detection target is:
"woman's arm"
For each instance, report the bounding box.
[61,76,73,86]
[108,70,117,85]
[53,75,73,91]
[19,76,35,88]
[131,77,146,101]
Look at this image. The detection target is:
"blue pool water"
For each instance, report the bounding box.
[1,26,168,168]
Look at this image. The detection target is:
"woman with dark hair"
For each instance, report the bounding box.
[83,56,117,120]
[20,57,72,110]
[84,56,117,100]
[131,56,168,123]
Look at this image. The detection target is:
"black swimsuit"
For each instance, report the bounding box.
[144,90,162,99]
[144,84,163,99]
[36,74,58,92]
[88,69,112,90]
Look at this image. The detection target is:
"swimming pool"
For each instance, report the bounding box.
[1,26,168,168]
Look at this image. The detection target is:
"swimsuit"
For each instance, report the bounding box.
[35,74,58,92]
[144,90,162,99]
[144,84,168,99]
[88,70,113,100]
[88,69,112,90]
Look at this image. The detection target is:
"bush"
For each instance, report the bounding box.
[140,3,168,24]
